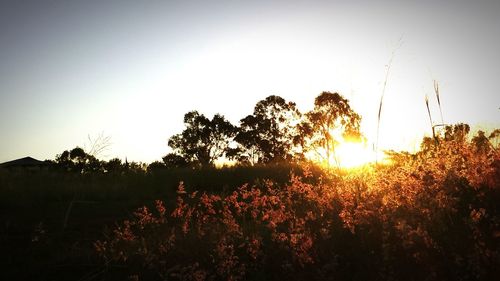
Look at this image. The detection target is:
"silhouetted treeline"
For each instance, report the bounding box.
[164,92,362,168]
[50,147,147,174]
[44,91,362,173]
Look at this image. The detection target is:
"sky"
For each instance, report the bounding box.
[0,0,499,163]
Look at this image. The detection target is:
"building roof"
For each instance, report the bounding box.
[0,157,47,167]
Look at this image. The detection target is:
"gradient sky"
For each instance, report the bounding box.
[1,0,499,163]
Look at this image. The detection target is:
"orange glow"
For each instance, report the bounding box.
[333,140,374,169]
[305,137,379,169]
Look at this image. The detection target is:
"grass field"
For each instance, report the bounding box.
[1,135,499,281]
[0,163,320,280]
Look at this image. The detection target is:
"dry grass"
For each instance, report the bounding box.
[375,37,403,163]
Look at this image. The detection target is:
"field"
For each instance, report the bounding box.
[1,134,499,281]
[0,164,320,280]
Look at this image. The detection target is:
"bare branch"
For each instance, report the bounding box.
[85,131,112,158]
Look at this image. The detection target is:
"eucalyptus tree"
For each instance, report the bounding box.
[235,95,302,164]
[55,147,102,173]
[168,111,237,167]
[301,92,361,165]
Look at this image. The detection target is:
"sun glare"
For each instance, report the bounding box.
[333,141,375,169]
[305,139,376,169]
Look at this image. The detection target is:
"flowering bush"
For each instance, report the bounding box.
[96,128,499,281]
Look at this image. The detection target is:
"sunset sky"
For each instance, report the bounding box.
[0,0,499,163]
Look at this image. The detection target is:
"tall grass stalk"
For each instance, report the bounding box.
[375,37,403,163]
[434,80,444,124]
[425,94,438,143]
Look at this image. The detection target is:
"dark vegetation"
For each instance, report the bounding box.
[95,125,499,281]
[0,162,321,281]
[1,92,499,280]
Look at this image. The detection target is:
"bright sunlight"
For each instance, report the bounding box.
[334,140,375,169]
[305,138,377,169]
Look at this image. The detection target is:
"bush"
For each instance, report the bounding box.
[95,130,500,280]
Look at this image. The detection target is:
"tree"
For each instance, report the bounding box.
[162,153,190,168]
[168,111,237,167]
[55,146,102,173]
[301,92,361,166]
[235,95,302,164]
[147,161,167,173]
[104,158,124,174]
[55,150,73,171]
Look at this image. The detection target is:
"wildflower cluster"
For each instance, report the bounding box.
[96,128,499,281]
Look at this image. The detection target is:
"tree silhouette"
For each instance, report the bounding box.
[55,146,102,173]
[235,95,301,164]
[147,161,167,173]
[168,111,236,167]
[104,158,123,174]
[162,153,190,168]
[55,150,73,171]
[301,92,361,165]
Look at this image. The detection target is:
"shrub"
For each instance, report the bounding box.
[96,130,500,281]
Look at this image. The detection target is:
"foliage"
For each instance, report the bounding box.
[234,95,302,164]
[53,147,148,175]
[300,92,362,166]
[55,147,102,173]
[168,111,237,167]
[162,153,190,169]
[103,157,124,174]
[147,161,167,174]
[166,92,364,168]
[96,127,500,281]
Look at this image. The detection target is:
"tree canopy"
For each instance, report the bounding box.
[165,92,364,167]
[55,147,101,173]
[168,111,237,167]
[300,92,361,166]
[234,95,301,164]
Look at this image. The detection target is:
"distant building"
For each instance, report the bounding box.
[0,157,49,172]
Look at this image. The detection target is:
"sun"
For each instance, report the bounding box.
[333,140,375,169]
[304,138,376,169]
